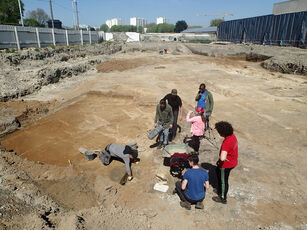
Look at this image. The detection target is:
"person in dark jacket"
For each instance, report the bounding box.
[163,89,183,141]
[154,99,174,149]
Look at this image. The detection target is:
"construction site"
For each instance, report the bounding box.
[0,40,306,229]
[1,0,307,228]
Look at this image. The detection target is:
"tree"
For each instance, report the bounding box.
[137,26,144,33]
[26,8,49,26]
[210,18,224,27]
[174,20,188,33]
[24,18,41,27]
[145,23,156,29]
[100,24,109,32]
[0,0,24,25]
[147,23,175,33]
[110,25,137,32]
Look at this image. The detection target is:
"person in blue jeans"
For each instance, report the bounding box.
[154,99,173,149]
[174,154,210,210]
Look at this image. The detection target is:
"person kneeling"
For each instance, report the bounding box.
[174,155,209,210]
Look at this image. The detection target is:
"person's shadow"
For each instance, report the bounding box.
[200,162,218,189]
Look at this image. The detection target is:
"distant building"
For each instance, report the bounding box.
[130,17,147,27]
[47,20,62,29]
[106,18,125,28]
[273,0,307,15]
[157,17,168,24]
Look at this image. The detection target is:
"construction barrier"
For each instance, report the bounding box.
[0,25,99,50]
[218,11,307,47]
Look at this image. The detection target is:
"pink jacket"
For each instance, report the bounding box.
[186,111,205,136]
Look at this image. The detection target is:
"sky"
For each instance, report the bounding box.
[23,0,283,28]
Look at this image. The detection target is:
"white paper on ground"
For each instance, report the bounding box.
[153,183,169,193]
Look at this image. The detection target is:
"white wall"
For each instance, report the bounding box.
[0,25,98,50]
[273,0,307,15]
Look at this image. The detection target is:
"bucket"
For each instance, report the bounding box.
[162,143,191,157]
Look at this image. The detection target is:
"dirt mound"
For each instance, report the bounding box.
[96,58,152,73]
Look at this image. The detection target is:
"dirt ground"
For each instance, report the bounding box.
[0,50,307,230]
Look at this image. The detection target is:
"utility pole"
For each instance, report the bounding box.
[18,0,24,26]
[49,0,54,28]
[72,0,76,29]
[75,0,80,30]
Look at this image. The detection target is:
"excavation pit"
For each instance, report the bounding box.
[1,91,153,168]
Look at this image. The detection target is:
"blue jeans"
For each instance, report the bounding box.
[159,128,169,145]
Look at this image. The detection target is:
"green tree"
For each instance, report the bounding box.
[210,18,224,27]
[100,24,109,32]
[147,23,175,33]
[174,20,188,33]
[145,22,156,29]
[0,0,24,25]
[137,26,144,33]
[24,18,41,27]
[26,8,49,26]
[110,25,137,32]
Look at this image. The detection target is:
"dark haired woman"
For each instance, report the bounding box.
[213,121,238,204]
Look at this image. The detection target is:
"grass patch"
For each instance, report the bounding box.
[185,40,213,44]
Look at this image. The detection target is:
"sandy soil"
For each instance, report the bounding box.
[0,50,307,230]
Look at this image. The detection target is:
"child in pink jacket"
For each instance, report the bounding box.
[186,107,206,154]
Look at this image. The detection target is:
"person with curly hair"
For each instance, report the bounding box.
[212,121,238,204]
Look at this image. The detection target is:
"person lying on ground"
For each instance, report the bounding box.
[154,99,174,149]
[102,143,138,183]
[195,83,214,118]
[174,154,210,210]
[163,89,183,141]
[212,121,238,204]
[186,107,205,155]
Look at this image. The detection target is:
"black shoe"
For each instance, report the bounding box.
[172,189,177,195]
[157,142,163,149]
[212,196,227,204]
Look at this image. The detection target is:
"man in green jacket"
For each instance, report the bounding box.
[195,83,214,117]
[154,99,174,149]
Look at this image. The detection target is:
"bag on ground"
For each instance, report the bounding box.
[169,153,191,177]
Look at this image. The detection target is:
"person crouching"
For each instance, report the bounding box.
[174,154,210,210]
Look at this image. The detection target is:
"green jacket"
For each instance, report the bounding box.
[154,104,173,129]
[195,90,214,115]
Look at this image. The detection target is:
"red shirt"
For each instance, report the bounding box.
[219,134,238,168]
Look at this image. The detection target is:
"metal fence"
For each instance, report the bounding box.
[0,25,99,50]
[218,11,307,47]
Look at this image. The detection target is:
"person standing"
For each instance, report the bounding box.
[163,89,183,141]
[174,154,210,210]
[154,99,174,149]
[195,83,214,118]
[186,107,205,155]
[213,121,238,204]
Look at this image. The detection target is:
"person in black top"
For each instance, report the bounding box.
[163,89,183,141]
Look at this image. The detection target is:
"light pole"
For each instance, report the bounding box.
[49,0,54,28]
[18,0,24,26]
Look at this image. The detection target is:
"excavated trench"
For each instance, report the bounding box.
[1,91,153,168]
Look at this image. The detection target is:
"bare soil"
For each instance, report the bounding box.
[0,49,306,230]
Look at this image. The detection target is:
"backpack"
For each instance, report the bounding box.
[169,153,191,177]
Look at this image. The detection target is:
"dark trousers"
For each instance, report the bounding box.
[216,166,233,200]
[191,135,200,152]
[171,109,179,140]
[175,181,203,204]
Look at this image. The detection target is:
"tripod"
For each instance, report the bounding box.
[183,116,219,149]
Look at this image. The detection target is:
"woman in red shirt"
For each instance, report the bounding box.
[213,121,238,204]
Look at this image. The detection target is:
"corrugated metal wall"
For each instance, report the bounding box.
[218,11,307,47]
